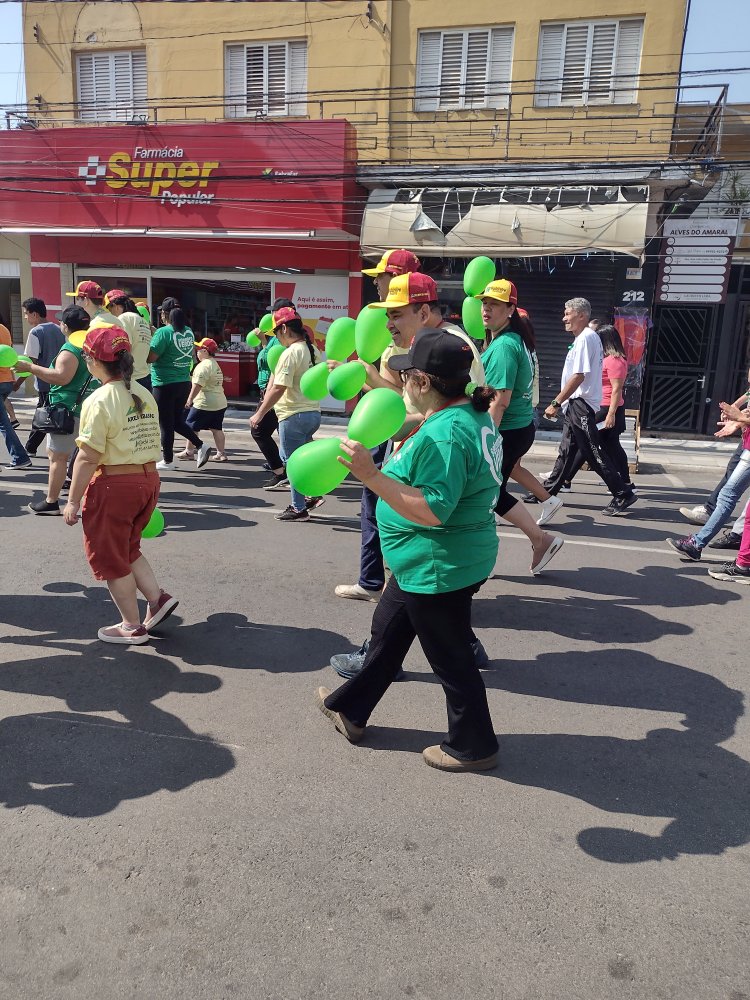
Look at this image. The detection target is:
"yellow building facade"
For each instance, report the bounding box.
[22,0,689,164]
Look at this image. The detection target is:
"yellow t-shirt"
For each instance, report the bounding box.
[118,311,152,381]
[77,380,161,466]
[273,340,322,422]
[191,357,227,411]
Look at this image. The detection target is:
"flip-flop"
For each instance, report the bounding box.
[531,536,564,576]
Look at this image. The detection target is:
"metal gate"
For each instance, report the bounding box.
[641,305,721,433]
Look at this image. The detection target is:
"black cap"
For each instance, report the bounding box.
[159,297,180,313]
[388,327,474,378]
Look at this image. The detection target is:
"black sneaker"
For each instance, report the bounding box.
[10,419,19,429]
[708,561,750,584]
[709,530,742,550]
[28,499,61,516]
[602,493,637,517]
[666,535,701,561]
[60,479,72,495]
[472,638,490,669]
[275,504,309,522]
[304,496,326,511]
[263,472,289,491]
[522,493,541,504]
[5,460,32,471]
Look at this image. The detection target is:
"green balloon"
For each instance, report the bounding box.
[259,313,274,333]
[245,332,261,347]
[286,437,349,496]
[324,316,356,362]
[142,507,165,538]
[300,361,331,401]
[267,343,285,373]
[462,296,486,341]
[13,354,32,377]
[0,344,18,367]
[327,361,367,401]
[463,256,496,296]
[136,304,151,324]
[347,387,407,449]
[355,307,392,364]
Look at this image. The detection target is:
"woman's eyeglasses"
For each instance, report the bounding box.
[398,368,416,384]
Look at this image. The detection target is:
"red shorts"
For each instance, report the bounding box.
[82,470,160,581]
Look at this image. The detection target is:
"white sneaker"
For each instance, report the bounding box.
[679,505,709,526]
[537,495,564,527]
[156,460,177,471]
[196,442,212,469]
[334,583,381,602]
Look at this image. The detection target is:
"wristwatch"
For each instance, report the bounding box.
[551,399,562,409]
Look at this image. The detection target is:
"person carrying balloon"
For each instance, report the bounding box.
[0,318,32,471]
[62,325,178,645]
[316,328,502,772]
[249,306,323,521]
[249,298,292,489]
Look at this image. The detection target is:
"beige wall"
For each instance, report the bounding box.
[23,0,686,163]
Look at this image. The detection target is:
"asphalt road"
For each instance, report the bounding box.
[0,407,748,1000]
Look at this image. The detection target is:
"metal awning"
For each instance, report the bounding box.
[361,185,650,259]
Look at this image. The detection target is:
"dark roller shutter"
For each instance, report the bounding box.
[502,255,616,407]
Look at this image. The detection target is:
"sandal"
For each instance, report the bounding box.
[176,450,194,461]
[212,453,228,462]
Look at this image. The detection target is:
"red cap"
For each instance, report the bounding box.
[368,272,438,309]
[272,306,301,328]
[83,325,132,362]
[194,337,218,354]
[103,289,127,308]
[66,280,104,300]
[362,249,422,277]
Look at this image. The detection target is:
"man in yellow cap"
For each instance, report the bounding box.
[361,249,422,303]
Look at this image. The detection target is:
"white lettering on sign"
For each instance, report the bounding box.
[134,146,185,159]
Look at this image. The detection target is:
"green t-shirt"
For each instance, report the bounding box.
[149,324,195,386]
[49,343,98,416]
[481,331,534,431]
[256,335,279,393]
[376,404,502,594]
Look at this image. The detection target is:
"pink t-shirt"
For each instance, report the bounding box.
[601,355,628,408]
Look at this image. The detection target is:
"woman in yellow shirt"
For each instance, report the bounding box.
[63,325,179,645]
[249,307,322,521]
[177,337,228,463]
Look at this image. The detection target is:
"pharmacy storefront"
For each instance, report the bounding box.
[0,119,364,399]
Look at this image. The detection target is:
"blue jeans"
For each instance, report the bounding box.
[359,442,388,591]
[0,383,30,466]
[278,410,322,511]
[694,449,750,549]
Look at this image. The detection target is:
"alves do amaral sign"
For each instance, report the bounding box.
[0,120,359,232]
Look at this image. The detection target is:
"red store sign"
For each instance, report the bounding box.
[0,120,361,236]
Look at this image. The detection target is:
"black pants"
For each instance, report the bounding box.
[567,405,630,486]
[26,391,49,455]
[153,381,202,463]
[325,575,497,761]
[545,397,632,500]
[137,375,152,392]
[495,421,536,517]
[250,405,282,470]
[706,438,745,515]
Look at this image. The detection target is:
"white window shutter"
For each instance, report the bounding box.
[245,45,265,114]
[131,50,147,116]
[536,24,564,107]
[112,51,134,120]
[560,23,590,104]
[415,31,441,112]
[588,23,617,102]
[613,19,643,103]
[76,53,96,120]
[439,32,464,109]
[266,43,287,115]
[464,31,489,109]
[225,44,246,117]
[487,27,513,109]
[288,40,307,116]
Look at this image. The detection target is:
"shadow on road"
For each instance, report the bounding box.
[0,649,234,818]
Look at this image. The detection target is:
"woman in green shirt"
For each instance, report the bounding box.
[316,329,501,773]
[16,304,96,515]
[147,297,208,471]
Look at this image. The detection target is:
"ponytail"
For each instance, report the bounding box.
[425,373,496,413]
[466,384,496,413]
[302,330,316,368]
[284,316,316,366]
[507,310,536,353]
[169,307,187,333]
[100,350,144,414]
